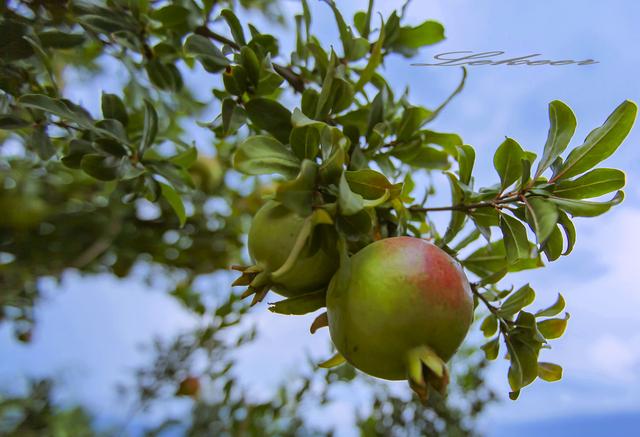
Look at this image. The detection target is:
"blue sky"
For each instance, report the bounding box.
[2,0,640,435]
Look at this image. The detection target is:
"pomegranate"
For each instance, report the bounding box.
[326,237,473,381]
[243,200,338,298]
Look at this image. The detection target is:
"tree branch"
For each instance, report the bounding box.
[409,195,521,213]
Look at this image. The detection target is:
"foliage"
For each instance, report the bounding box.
[0,0,636,433]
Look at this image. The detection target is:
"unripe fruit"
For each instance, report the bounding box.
[327,237,473,381]
[188,156,223,194]
[248,201,338,297]
[0,195,48,230]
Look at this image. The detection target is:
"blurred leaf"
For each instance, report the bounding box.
[221,9,246,46]
[150,5,190,27]
[245,98,293,144]
[101,93,128,127]
[159,182,186,227]
[32,125,56,160]
[233,135,300,178]
[557,211,576,255]
[80,154,122,181]
[183,34,230,72]
[140,100,158,155]
[0,114,30,130]
[19,94,94,129]
[37,31,86,49]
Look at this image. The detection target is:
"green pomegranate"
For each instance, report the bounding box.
[327,236,473,381]
[188,155,223,194]
[247,201,338,297]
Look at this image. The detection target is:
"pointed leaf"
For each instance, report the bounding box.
[535,100,576,177]
[556,100,637,179]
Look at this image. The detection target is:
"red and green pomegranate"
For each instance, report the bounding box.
[244,200,338,298]
[326,236,474,381]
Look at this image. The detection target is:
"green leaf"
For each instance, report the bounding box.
[290,126,321,160]
[524,197,559,243]
[556,100,637,179]
[221,98,247,134]
[391,143,450,169]
[0,20,33,61]
[32,125,56,160]
[101,93,128,126]
[542,226,564,261]
[150,5,190,27]
[140,100,158,155]
[170,147,198,169]
[537,313,569,339]
[245,98,293,144]
[344,169,401,200]
[552,168,625,199]
[354,16,384,92]
[548,190,624,217]
[506,340,523,393]
[19,94,94,129]
[220,9,246,45]
[557,211,576,255]
[315,51,338,119]
[535,100,577,178]
[268,289,326,315]
[481,337,500,360]
[80,154,122,181]
[159,182,187,227]
[183,34,230,73]
[493,138,525,190]
[394,20,445,50]
[537,362,563,382]
[339,172,364,216]
[480,314,498,337]
[37,31,86,49]
[535,293,566,318]
[500,213,531,264]
[0,114,30,130]
[442,173,466,244]
[499,284,535,318]
[233,135,300,178]
[147,60,183,92]
[396,107,431,141]
[275,160,318,217]
[457,145,476,185]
